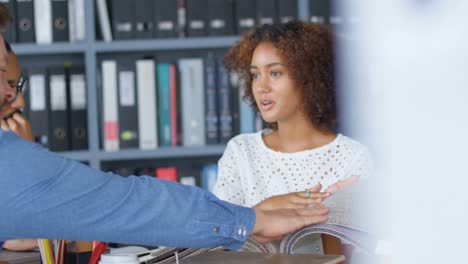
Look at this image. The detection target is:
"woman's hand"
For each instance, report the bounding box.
[325,175,360,193]
[254,184,331,211]
[0,112,34,141]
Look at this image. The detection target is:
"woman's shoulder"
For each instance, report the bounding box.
[337,134,367,150]
[335,134,370,155]
[227,131,263,148]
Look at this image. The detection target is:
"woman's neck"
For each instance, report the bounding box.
[264,118,336,153]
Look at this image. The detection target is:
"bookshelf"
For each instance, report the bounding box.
[11,0,311,170]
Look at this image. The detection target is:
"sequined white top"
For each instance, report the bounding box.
[213,130,372,207]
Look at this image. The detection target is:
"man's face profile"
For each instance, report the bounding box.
[0,33,9,118]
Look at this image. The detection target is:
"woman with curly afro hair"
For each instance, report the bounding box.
[213,20,371,215]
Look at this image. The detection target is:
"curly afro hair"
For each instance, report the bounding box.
[224,20,335,131]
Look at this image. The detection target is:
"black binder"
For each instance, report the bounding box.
[134,0,154,39]
[153,0,178,38]
[185,0,207,37]
[67,66,88,150]
[235,0,256,34]
[24,67,49,147]
[117,58,139,149]
[309,0,330,25]
[2,0,17,43]
[207,0,234,36]
[51,0,70,42]
[278,0,297,23]
[256,0,277,26]
[217,57,233,143]
[230,72,240,136]
[111,0,134,39]
[204,54,219,144]
[16,0,36,43]
[48,66,70,151]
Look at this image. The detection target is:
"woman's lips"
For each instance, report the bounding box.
[258,99,274,112]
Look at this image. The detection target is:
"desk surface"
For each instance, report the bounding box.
[0,250,41,264]
[180,251,345,264]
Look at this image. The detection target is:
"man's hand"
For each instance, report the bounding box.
[250,204,329,243]
[0,112,34,141]
[3,239,38,251]
[254,184,330,211]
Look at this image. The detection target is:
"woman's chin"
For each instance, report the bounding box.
[261,115,277,124]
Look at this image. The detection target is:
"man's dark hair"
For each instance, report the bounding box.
[4,39,11,52]
[0,3,13,32]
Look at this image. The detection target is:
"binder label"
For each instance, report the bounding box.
[158,21,174,31]
[210,19,226,29]
[239,18,255,28]
[30,75,46,111]
[119,71,135,107]
[189,20,205,30]
[116,22,132,32]
[310,16,325,24]
[259,17,274,25]
[50,75,67,111]
[71,74,86,110]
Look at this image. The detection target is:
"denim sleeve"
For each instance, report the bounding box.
[0,131,255,250]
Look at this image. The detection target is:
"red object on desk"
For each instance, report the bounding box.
[88,242,108,264]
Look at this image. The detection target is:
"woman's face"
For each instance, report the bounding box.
[250,42,303,124]
[0,52,24,119]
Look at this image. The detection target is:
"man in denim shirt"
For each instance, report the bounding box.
[0,4,329,250]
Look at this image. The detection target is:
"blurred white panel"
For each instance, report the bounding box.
[336,0,468,263]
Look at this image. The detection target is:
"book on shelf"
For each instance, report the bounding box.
[136,59,158,150]
[278,0,298,23]
[155,167,178,182]
[256,0,277,25]
[34,0,53,44]
[178,58,206,147]
[154,0,178,38]
[96,0,113,41]
[111,0,134,40]
[309,0,330,25]
[157,63,174,147]
[16,0,36,43]
[24,66,51,148]
[48,66,70,151]
[67,65,88,150]
[51,0,70,42]
[101,60,119,151]
[23,64,88,151]
[117,58,139,149]
[134,0,154,39]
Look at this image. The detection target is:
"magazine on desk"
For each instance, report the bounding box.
[241,180,378,255]
[137,246,225,264]
[134,181,375,262]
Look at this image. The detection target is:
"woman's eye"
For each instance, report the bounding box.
[251,73,259,79]
[271,71,281,77]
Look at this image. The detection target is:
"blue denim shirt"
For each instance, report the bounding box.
[0,131,255,250]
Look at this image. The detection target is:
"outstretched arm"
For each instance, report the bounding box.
[0,131,328,250]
